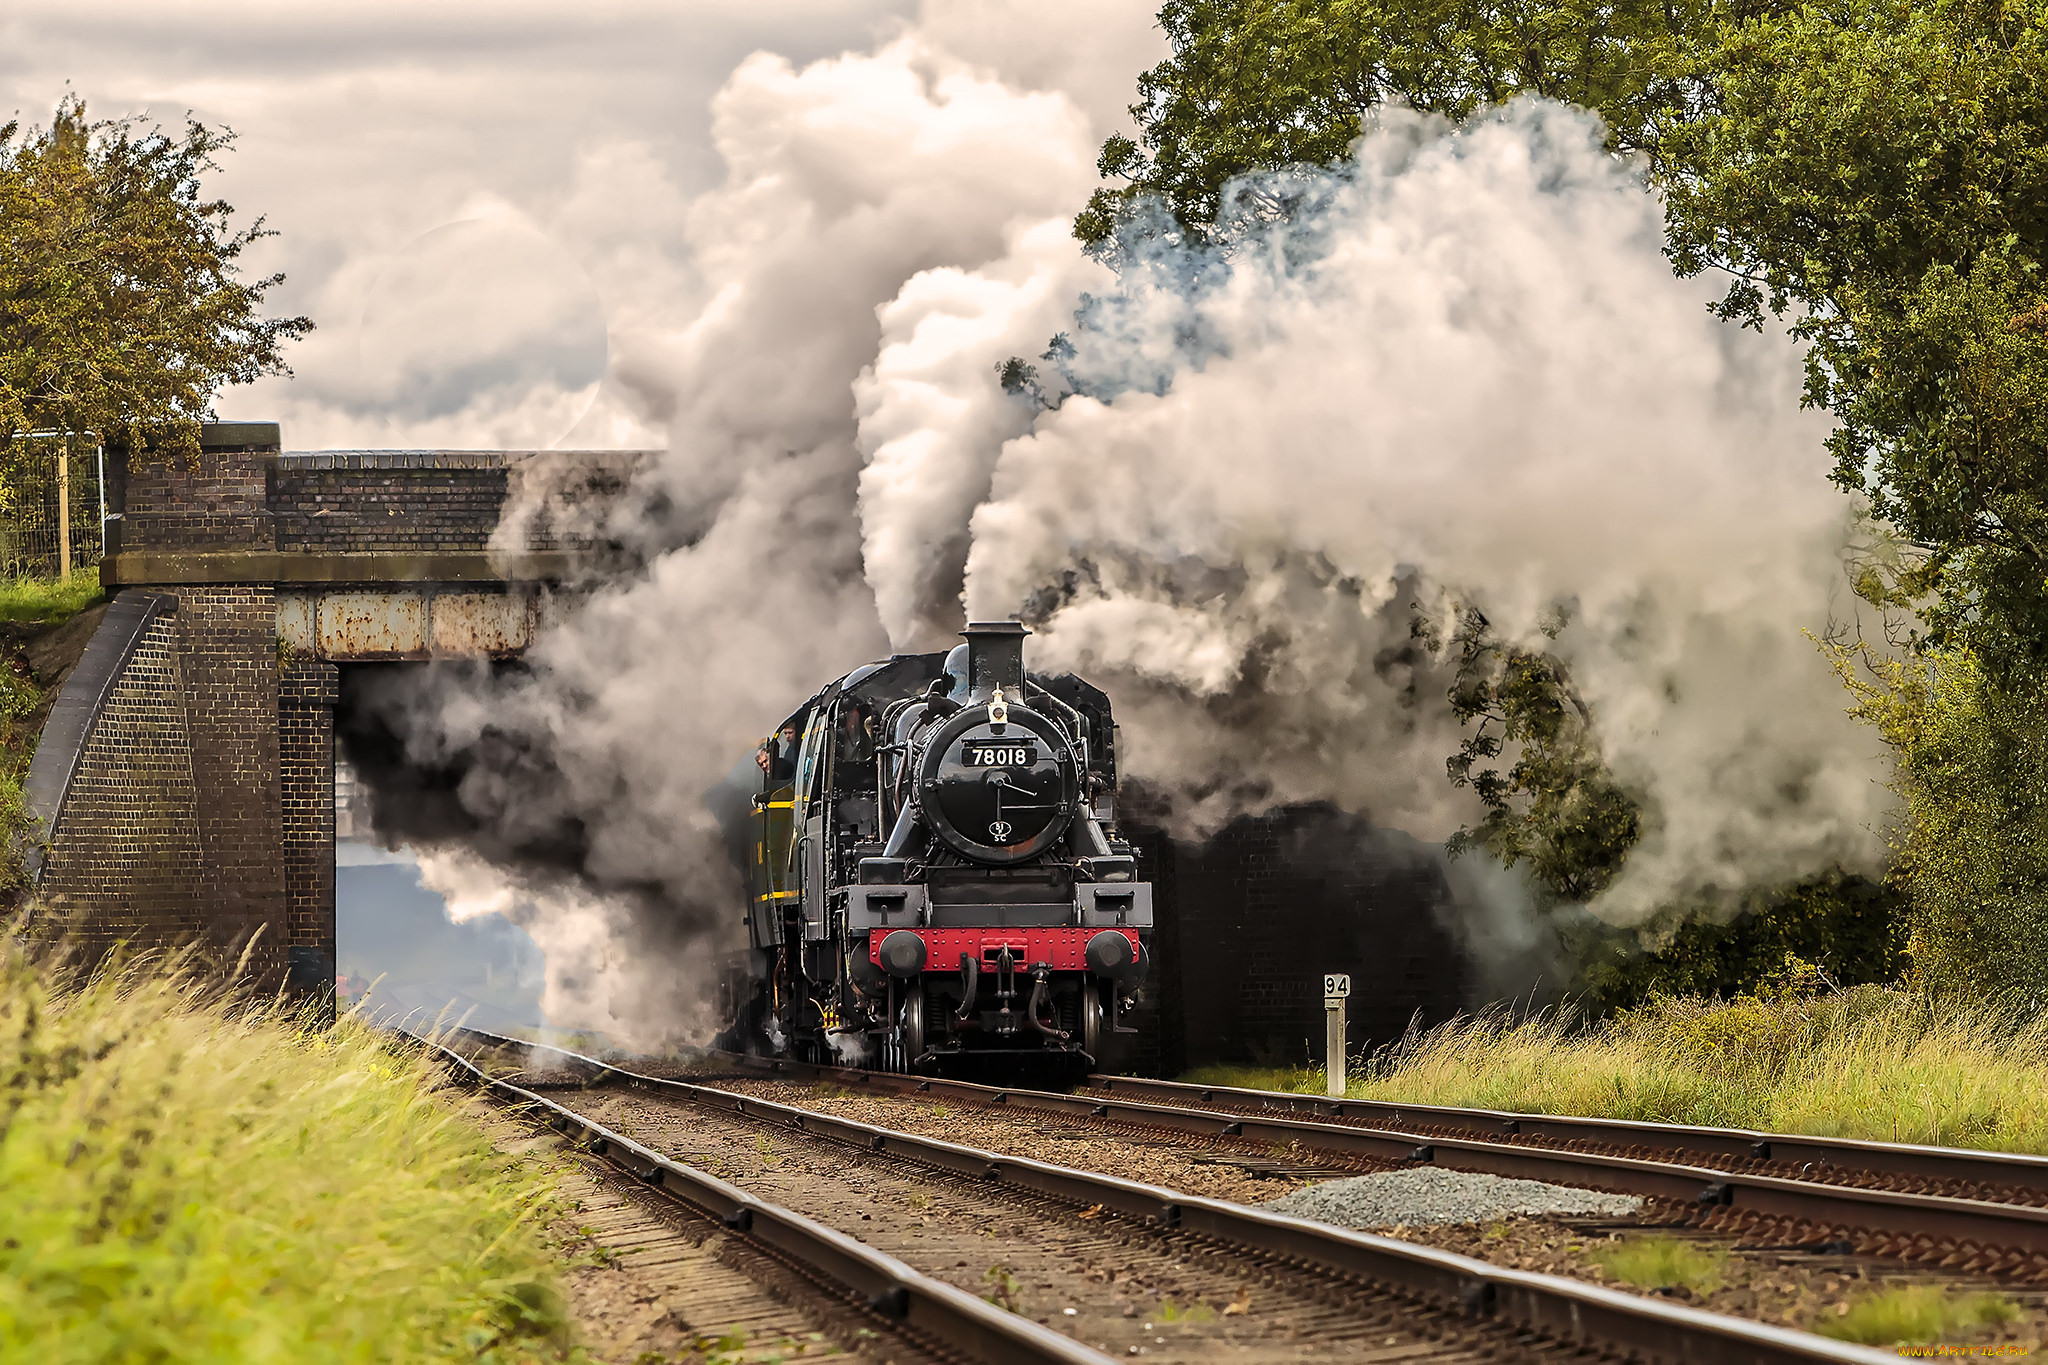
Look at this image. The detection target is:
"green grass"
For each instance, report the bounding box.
[1588,1235,1727,1295]
[0,942,584,1363]
[1186,987,2048,1152]
[1818,1284,2016,1346]
[0,566,105,626]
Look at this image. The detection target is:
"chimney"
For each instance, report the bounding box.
[961,620,1027,699]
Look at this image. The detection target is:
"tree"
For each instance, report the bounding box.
[1438,608,1641,904]
[1076,0,1710,249]
[1831,642,2048,997]
[1660,0,2048,682]
[1569,870,1907,1009]
[0,98,309,462]
[1081,1,2048,972]
[1089,0,2048,680]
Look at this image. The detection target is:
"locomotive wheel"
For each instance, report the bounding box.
[1080,980,1104,1061]
[898,986,926,1070]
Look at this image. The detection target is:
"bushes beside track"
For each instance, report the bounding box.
[0,942,581,1363]
[1191,985,2048,1151]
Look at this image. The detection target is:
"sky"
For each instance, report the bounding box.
[0,0,1166,451]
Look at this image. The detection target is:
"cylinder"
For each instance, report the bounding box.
[1325,997,1348,1097]
[56,447,69,582]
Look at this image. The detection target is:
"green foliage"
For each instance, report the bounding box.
[0,945,582,1363]
[0,572,108,898]
[1589,1235,1727,1295]
[1440,609,1640,903]
[1570,871,1907,1009]
[1093,2,2048,680]
[1832,642,2048,997]
[1084,2,2048,977]
[1189,985,2048,1148]
[1659,0,2048,681]
[0,97,309,462]
[1077,0,1708,249]
[982,1264,1023,1312]
[1819,1284,2016,1346]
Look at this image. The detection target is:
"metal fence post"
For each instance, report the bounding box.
[56,444,69,582]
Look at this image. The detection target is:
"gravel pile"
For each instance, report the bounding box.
[1260,1167,1642,1229]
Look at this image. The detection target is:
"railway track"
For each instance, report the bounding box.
[420,1031,1100,1364]
[424,1026,1895,1365]
[703,1051,2048,1281]
[1078,1073,2048,1203]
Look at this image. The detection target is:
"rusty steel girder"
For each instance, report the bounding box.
[276,588,564,660]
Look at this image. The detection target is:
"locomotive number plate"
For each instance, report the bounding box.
[963,743,1037,767]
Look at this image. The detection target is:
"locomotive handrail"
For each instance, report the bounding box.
[431,1025,1894,1365]
[405,1027,1113,1365]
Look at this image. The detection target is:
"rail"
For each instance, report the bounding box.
[1080,1072,2048,1197]
[407,1029,1111,1365]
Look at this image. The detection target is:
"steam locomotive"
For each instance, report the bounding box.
[718,621,1152,1075]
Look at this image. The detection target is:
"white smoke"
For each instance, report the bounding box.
[370,25,1123,1033]
[855,217,1110,647]
[369,19,1893,1037]
[943,103,1888,920]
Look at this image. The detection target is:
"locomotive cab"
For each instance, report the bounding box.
[725,621,1152,1077]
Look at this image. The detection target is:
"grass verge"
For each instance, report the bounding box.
[0,569,110,892]
[0,941,583,1363]
[0,566,105,626]
[1186,986,2048,1151]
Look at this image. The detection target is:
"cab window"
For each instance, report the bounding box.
[793,708,830,806]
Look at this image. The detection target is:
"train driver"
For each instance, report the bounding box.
[755,723,799,781]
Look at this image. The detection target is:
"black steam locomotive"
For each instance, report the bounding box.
[719,621,1152,1075]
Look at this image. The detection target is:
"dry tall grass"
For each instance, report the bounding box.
[1189,987,2048,1151]
[0,939,580,1362]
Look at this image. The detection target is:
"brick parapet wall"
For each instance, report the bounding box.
[117,444,276,552]
[269,450,647,555]
[270,464,510,553]
[112,444,649,558]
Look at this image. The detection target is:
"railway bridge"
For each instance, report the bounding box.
[20,423,1484,1061]
[23,421,647,1002]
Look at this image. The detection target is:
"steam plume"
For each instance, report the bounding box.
[949,104,1889,920]
[358,32,1892,1038]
